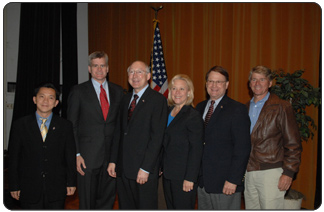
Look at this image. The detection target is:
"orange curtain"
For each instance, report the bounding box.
[88,3,321,209]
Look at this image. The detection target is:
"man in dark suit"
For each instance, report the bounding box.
[108,61,167,209]
[9,82,76,209]
[67,51,124,209]
[196,66,251,209]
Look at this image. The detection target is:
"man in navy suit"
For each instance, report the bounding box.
[67,51,124,209]
[108,61,167,209]
[9,82,76,209]
[196,66,251,209]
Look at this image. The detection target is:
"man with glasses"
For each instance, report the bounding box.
[196,66,251,209]
[108,61,167,209]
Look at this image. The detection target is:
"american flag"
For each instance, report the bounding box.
[150,21,168,98]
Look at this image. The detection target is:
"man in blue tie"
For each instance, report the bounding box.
[8,82,77,209]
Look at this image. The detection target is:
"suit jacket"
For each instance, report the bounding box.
[111,87,167,180]
[67,80,124,169]
[8,114,76,203]
[162,105,204,182]
[196,95,251,193]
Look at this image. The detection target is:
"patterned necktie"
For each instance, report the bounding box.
[204,100,215,126]
[128,94,139,121]
[100,85,110,121]
[40,118,48,142]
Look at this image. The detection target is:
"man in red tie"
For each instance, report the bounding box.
[67,51,124,209]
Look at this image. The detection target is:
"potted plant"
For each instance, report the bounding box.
[271,69,321,209]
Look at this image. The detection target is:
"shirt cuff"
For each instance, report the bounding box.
[140,168,149,174]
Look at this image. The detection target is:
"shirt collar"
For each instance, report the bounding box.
[209,95,224,106]
[91,78,107,88]
[35,111,53,123]
[250,92,270,104]
[133,84,149,99]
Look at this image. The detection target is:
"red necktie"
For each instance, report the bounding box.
[128,94,139,122]
[204,100,215,126]
[100,85,109,121]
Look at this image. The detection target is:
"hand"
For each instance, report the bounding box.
[136,169,149,185]
[278,174,292,191]
[107,163,117,178]
[10,190,20,200]
[76,155,86,176]
[222,181,237,195]
[183,180,194,192]
[66,187,76,196]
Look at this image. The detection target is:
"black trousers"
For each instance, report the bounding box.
[77,163,116,209]
[20,180,65,209]
[117,172,159,209]
[162,177,198,209]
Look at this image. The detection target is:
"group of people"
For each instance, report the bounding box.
[8,51,302,210]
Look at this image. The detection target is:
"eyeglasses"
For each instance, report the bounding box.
[127,69,147,75]
[206,80,227,85]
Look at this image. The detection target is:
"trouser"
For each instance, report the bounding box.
[198,186,241,209]
[244,168,286,209]
[117,172,158,209]
[77,163,116,209]
[162,177,198,209]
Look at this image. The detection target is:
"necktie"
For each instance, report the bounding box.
[128,94,139,121]
[204,100,215,126]
[40,118,48,142]
[100,85,109,121]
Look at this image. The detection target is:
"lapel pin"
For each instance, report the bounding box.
[220,105,223,109]
[53,127,55,130]
[142,100,145,103]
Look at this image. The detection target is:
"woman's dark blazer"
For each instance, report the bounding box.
[162,105,204,183]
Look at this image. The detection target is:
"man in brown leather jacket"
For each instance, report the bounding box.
[244,66,302,209]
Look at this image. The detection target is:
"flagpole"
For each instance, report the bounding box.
[150,5,169,98]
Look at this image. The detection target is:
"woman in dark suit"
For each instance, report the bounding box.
[162,74,204,209]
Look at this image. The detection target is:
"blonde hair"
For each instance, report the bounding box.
[167,74,194,107]
[249,65,273,81]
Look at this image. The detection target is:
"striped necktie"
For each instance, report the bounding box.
[204,100,215,126]
[128,94,139,122]
[40,118,48,142]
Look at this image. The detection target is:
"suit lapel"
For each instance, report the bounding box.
[207,96,228,126]
[166,105,189,131]
[85,80,104,120]
[128,87,153,124]
[197,100,208,116]
[123,92,133,128]
[106,83,116,122]
[30,114,44,143]
[45,115,60,143]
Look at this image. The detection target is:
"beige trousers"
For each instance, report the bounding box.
[244,168,286,209]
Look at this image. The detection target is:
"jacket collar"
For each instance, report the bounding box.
[166,105,191,130]
[250,93,280,134]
